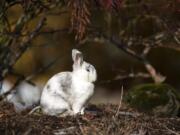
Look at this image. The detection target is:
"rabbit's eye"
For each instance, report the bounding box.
[86,67,90,72]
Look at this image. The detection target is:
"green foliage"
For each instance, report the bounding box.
[125,83,180,116]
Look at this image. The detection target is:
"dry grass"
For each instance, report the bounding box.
[0,102,179,135]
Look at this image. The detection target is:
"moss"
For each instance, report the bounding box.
[125,83,180,116]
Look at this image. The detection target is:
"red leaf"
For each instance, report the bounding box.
[99,0,113,10]
[99,0,123,10]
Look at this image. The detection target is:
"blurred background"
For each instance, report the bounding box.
[0,0,180,104]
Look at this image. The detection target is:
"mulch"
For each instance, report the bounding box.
[0,102,179,135]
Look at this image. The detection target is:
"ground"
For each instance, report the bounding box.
[0,102,179,135]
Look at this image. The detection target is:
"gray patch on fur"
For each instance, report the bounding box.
[46,85,50,90]
[59,73,72,94]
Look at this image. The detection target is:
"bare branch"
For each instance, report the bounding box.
[98,72,151,84]
[88,32,166,83]
[10,17,46,67]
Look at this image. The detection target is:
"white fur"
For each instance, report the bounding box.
[0,80,42,112]
[40,49,97,116]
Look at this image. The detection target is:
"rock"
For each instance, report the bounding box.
[125,83,180,116]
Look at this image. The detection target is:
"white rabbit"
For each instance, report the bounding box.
[40,49,97,116]
[0,80,42,112]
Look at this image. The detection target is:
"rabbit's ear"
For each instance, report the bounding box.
[72,49,83,66]
[74,53,83,66]
[72,49,82,61]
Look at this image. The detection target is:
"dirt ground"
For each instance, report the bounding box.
[0,102,179,135]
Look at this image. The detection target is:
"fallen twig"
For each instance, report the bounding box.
[115,86,124,117]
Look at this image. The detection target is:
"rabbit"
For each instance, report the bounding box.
[40,49,97,116]
[0,80,42,112]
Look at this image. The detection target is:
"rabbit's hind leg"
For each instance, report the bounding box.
[42,106,68,116]
[41,98,70,116]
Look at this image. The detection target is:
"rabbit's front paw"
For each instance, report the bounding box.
[72,105,81,115]
[80,107,85,115]
[72,105,85,115]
